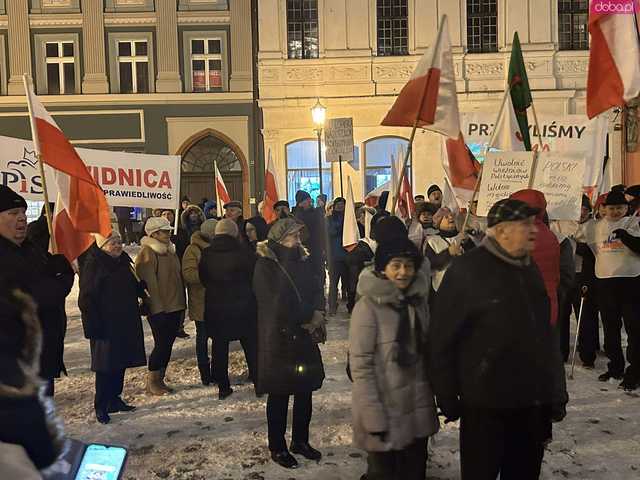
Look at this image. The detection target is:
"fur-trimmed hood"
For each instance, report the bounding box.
[189,231,211,250]
[0,288,42,398]
[140,235,176,255]
[180,204,206,230]
[256,239,310,263]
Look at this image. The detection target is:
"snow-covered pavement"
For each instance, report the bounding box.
[55,277,640,480]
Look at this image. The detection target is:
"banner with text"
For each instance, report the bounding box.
[477,151,586,220]
[0,135,180,209]
[325,117,355,163]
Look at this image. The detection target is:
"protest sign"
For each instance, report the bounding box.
[477,152,534,216]
[0,135,180,209]
[325,117,354,163]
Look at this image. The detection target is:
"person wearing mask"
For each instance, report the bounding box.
[0,186,74,397]
[175,204,206,260]
[582,190,640,390]
[427,185,442,208]
[199,219,258,400]
[253,218,326,469]
[136,216,186,396]
[26,203,55,252]
[246,216,269,251]
[327,197,349,315]
[428,199,568,479]
[350,222,439,480]
[181,219,218,386]
[78,232,147,424]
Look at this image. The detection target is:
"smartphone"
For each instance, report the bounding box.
[73,444,128,480]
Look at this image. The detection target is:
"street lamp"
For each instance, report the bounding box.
[311,98,326,196]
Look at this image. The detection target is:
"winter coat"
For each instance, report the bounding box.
[0,285,63,470]
[176,205,206,260]
[199,235,257,340]
[327,211,347,263]
[26,215,50,253]
[181,232,210,323]
[78,244,146,373]
[135,236,186,316]
[0,236,73,379]
[253,240,325,395]
[345,240,376,305]
[293,206,327,261]
[427,237,568,411]
[350,267,439,452]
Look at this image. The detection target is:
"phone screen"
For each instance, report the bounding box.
[74,444,127,480]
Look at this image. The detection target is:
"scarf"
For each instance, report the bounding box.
[439,228,458,239]
[481,236,531,267]
[389,291,424,367]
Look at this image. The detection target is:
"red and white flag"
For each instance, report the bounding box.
[364,180,391,208]
[24,79,111,262]
[262,149,280,224]
[342,178,360,251]
[587,6,640,118]
[393,145,415,220]
[214,161,231,218]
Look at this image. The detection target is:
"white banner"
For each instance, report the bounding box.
[461,112,607,196]
[0,135,180,209]
[325,117,354,163]
[477,152,535,217]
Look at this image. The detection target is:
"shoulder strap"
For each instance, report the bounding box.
[275,260,303,304]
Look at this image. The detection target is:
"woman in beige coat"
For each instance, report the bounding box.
[349,220,439,480]
[136,216,186,395]
[181,218,217,385]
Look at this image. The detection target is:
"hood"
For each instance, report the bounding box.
[180,205,206,229]
[256,239,309,262]
[510,189,547,221]
[190,231,210,250]
[356,266,429,305]
[140,235,176,255]
[203,200,218,219]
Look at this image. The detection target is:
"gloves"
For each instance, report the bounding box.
[437,396,462,424]
[47,254,73,277]
[551,402,567,423]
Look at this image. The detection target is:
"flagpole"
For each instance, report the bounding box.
[214,161,222,218]
[22,74,57,253]
[528,101,545,188]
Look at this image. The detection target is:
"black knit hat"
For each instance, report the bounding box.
[603,190,628,206]
[0,185,28,213]
[427,185,442,197]
[416,201,439,216]
[273,200,290,209]
[295,190,311,205]
[375,236,422,272]
[333,196,346,205]
[373,215,407,244]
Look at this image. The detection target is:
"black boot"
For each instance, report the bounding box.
[96,410,111,424]
[218,386,233,400]
[107,397,136,413]
[270,450,298,469]
[198,363,211,386]
[290,442,322,461]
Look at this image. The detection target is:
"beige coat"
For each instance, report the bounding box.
[181,232,209,323]
[349,267,439,452]
[135,236,186,316]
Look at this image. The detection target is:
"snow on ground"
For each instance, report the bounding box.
[56,262,640,479]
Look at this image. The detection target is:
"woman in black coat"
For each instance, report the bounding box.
[78,233,146,424]
[253,218,326,469]
[199,219,257,400]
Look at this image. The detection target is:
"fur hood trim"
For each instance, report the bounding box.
[256,239,309,262]
[180,205,206,229]
[0,289,43,398]
[140,235,176,255]
[189,231,210,250]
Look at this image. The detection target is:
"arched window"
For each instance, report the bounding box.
[364,136,411,195]
[286,139,333,206]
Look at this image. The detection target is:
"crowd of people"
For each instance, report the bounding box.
[1,180,639,479]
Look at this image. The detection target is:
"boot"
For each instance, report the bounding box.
[158,368,175,393]
[198,363,211,386]
[146,371,168,396]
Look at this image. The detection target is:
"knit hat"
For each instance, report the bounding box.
[295,190,311,205]
[487,199,540,228]
[416,201,439,216]
[267,218,304,243]
[274,200,290,209]
[145,216,173,236]
[427,185,442,197]
[0,185,27,213]
[373,216,407,244]
[93,231,122,249]
[200,218,218,239]
[375,236,422,272]
[581,194,592,211]
[603,190,628,206]
[215,218,239,237]
[333,196,346,205]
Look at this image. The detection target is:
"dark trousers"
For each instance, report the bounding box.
[365,437,428,480]
[195,321,212,365]
[212,335,257,390]
[597,277,640,379]
[117,219,134,244]
[148,311,181,371]
[460,406,550,480]
[572,274,600,364]
[266,392,312,452]
[94,369,125,412]
[328,259,349,313]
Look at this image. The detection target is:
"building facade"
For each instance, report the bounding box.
[0,0,261,216]
[257,0,633,206]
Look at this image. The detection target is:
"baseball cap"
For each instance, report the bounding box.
[487,199,540,228]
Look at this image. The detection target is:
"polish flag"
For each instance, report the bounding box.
[262,149,280,223]
[441,134,480,203]
[214,161,231,218]
[364,180,391,208]
[587,6,640,119]
[342,178,360,251]
[393,146,415,220]
[24,79,111,262]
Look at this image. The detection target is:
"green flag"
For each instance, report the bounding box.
[508,32,532,151]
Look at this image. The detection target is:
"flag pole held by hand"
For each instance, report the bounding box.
[569,285,588,380]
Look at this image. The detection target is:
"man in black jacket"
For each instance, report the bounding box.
[0,186,74,397]
[428,198,568,480]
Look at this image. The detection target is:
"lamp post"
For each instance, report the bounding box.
[311,98,326,197]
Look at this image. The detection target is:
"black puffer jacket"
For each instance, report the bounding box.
[253,240,325,395]
[199,235,257,340]
[0,236,73,379]
[78,244,147,373]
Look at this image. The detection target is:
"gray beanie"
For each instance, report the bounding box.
[200,218,218,240]
[215,218,239,238]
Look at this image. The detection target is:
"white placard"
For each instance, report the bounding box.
[477,151,534,217]
[531,152,585,221]
[0,135,181,209]
[325,117,354,163]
